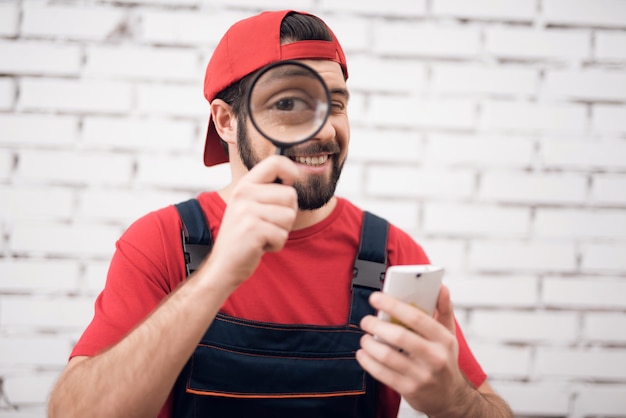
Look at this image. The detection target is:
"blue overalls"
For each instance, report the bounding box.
[172,199,389,417]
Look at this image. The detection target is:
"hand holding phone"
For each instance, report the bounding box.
[377,264,444,328]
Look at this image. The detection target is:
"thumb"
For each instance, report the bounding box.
[435,284,456,335]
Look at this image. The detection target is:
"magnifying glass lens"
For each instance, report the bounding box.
[248,63,330,147]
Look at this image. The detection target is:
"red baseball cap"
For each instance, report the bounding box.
[202,10,348,166]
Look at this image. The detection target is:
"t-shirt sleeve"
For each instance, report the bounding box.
[456,320,487,388]
[71,206,185,358]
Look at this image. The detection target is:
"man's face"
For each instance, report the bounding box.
[237,60,350,210]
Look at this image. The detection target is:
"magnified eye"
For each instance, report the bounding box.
[272,95,310,113]
[274,98,295,111]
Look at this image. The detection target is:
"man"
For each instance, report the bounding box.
[48,10,513,418]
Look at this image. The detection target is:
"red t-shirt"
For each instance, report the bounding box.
[72,192,486,417]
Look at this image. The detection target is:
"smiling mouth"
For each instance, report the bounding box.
[291,155,330,166]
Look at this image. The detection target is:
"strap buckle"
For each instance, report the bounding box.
[352,258,386,290]
[181,229,212,275]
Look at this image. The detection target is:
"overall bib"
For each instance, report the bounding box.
[172,199,388,418]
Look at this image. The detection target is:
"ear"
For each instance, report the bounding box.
[210,99,237,145]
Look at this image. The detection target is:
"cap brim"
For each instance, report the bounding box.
[203,116,229,167]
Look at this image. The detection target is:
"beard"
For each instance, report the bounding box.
[237,117,344,210]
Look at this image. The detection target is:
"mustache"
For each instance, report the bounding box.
[284,142,341,157]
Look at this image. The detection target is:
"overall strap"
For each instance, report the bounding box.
[348,211,389,326]
[175,198,213,276]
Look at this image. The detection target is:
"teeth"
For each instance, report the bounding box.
[293,155,329,166]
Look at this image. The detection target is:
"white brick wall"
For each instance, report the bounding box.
[2,1,626,417]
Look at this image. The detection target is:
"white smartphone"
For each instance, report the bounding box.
[377,264,444,326]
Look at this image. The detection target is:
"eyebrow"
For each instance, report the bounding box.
[330,87,350,102]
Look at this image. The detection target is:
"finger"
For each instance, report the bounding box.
[355,345,425,396]
[255,204,297,236]
[368,292,445,341]
[434,285,456,334]
[359,333,415,371]
[360,315,430,363]
[244,155,299,186]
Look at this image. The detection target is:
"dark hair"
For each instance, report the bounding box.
[214,12,333,154]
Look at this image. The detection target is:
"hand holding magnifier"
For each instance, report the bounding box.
[247,61,331,158]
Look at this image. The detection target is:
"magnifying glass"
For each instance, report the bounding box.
[247,60,331,156]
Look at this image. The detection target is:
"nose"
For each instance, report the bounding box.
[312,115,336,143]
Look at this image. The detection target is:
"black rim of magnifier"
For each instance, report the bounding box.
[246,60,332,151]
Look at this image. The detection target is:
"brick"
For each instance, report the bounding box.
[320,0,426,16]
[0,114,77,146]
[423,203,528,237]
[583,313,626,343]
[136,84,206,117]
[136,155,231,190]
[0,41,81,76]
[22,3,125,40]
[481,101,587,132]
[432,64,537,97]
[416,239,465,274]
[543,277,626,309]
[10,221,121,258]
[470,310,578,342]
[534,209,626,240]
[104,0,198,5]
[433,0,535,21]
[426,134,534,167]
[0,336,69,367]
[85,46,199,81]
[479,172,586,204]
[0,407,48,418]
[574,384,626,416]
[492,381,570,416]
[369,96,476,130]
[3,373,58,405]
[445,276,539,308]
[366,166,474,199]
[347,92,369,125]
[77,189,189,224]
[543,69,626,101]
[0,295,94,329]
[595,31,626,60]
[222,0,314,8]
[357,199,420,233]
[470,241,576,272]
[83,261,110,294]
[583,243,626,271]
[348,127,424,163]
[544,0,626,28]
[470,343,532,377]
[0,186,74,221]
[140,10,245,45]
[593,104,626,133]
[0,77,15,109]
[0,150,12,180]
[334,162,364,196]
[322,17,371,52]
[535,347,626,380]
[16,150,133,186]
[81,116,194,153]
[0,259,78,293]
[19,78,132,114]
[0,2,18,36]
[485,27,590,60]
[374,23,481,58]
[541,139,626,169]
[348,57,427,94]
[398,400,426,418]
